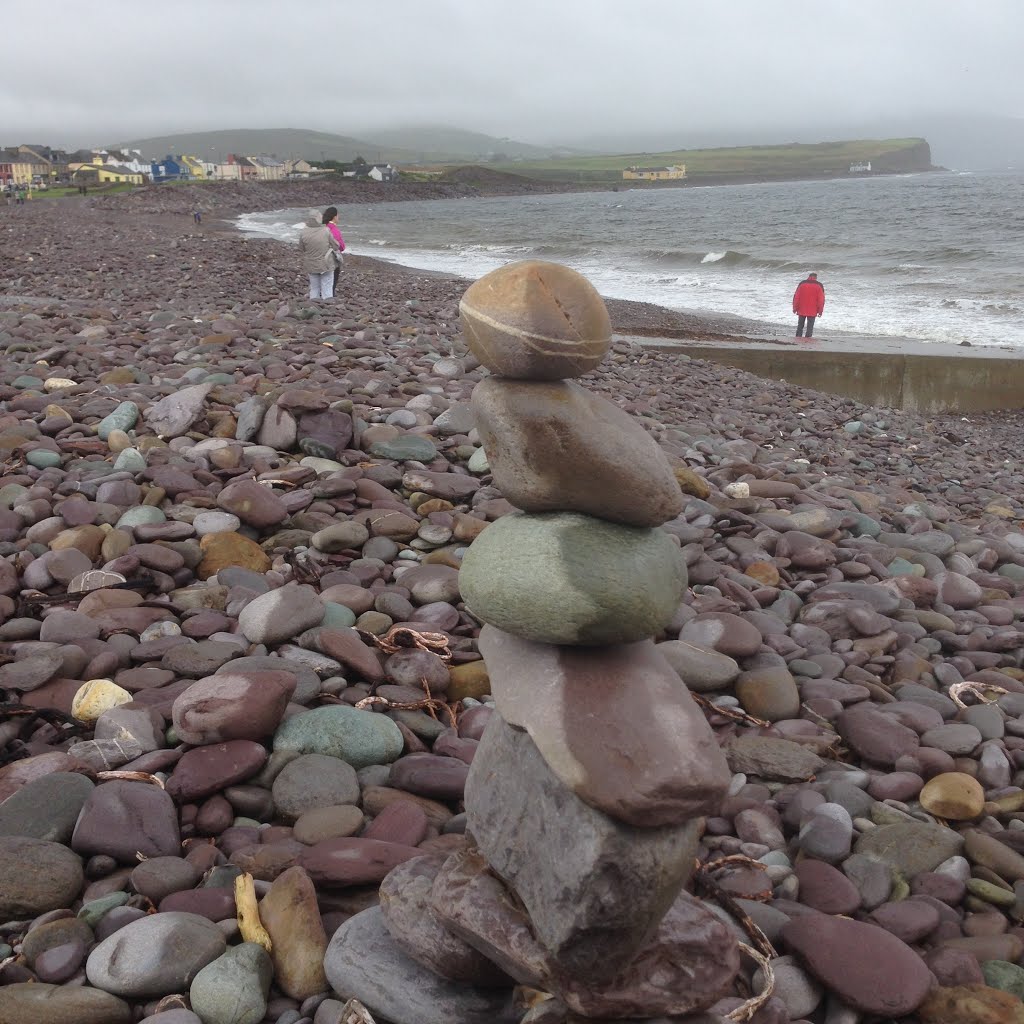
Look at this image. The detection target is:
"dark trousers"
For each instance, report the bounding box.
[333,266,341,294]
[797,315,816,337]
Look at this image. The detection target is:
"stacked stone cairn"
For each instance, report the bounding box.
[324,261,741,1023]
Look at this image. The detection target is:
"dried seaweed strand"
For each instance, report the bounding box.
[691,691,770,728]
[949,680,1009,708]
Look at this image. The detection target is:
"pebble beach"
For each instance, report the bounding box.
[3,182,1024,1024]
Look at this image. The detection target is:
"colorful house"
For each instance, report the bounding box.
[0,151,34,186]
[622,164,687,181]
[178,155,207,179]
[72,159,144,185]
[150,156,191,182]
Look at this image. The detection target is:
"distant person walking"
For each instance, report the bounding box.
[322,206,346,297]
[792,272,825,338]
[193,209,202,224]
[298,209,341,300]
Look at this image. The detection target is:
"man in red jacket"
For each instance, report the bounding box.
[792,272,826,338]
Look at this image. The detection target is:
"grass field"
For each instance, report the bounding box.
[490,138,928,183]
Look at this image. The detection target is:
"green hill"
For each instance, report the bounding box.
[111,128,416,164]
[363,124,584,162]
[491,138,933,183]
[112,125,577,165]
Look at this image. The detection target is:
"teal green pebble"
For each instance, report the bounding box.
[887,557,920,576]
[321,601,358,629]
[369,435,439,462]
[202,373,235,386]
[77,891,130,927]
[982,959,1024,999]
[113,448,147,473]
[12,375,44,389]
[273,705,404,769]
[26,450,61,469]
[116,506,166,529]
[97,402,139,440]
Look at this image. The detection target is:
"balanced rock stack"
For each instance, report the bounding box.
[324,261,740,1023]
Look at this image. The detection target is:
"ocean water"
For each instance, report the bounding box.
[236,171,1024,347]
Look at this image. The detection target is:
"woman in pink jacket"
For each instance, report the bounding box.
[322,207,346,297]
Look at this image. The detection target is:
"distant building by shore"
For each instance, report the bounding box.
[622,164,687,181]
[849,161,872,173]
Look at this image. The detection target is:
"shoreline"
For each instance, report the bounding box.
[17,173,1021,353]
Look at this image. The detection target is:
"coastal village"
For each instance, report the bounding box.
[0,144,398,191]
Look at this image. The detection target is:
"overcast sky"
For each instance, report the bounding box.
[2,0,1021,148]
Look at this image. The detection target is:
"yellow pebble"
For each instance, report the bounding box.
[919,771,985,821]
[71,679,133,723]
[107,429,133,453]
[43,378,77,392]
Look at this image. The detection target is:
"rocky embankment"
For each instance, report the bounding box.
[79,172,585,222]
[0,197,1024,1023]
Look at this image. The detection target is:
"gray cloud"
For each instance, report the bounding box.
[2,0,1021,147]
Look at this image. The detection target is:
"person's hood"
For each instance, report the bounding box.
[304,211,322,227]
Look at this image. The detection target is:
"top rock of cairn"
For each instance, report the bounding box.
[458,260,612,380]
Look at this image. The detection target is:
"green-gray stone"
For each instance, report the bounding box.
[203,865,243,889]
[116,506,167,529]
[299,437,336,460]
[113,448,146,472]
[458,511,686,645]
[854,821,964,880]
[202,373,235,386]
[467,447,490,473]
[25,450,61,469]
[189,942,272,1024]
[78,891,130,927]
[0,771,94,843]
[968,878,1017,907]
[321,601,357,629]
[0,484,29,509]
[847,513,881,537]
[12,375,43,389]
[999,564,1024,582]
[369,435,438,462]
[982,959,1024,999]
[97,402,139,440]
[149,311,177,324]
[273,705,404,769]
[887,557,919,576]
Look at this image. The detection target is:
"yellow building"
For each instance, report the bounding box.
[179,155,207,179]
[622,164,687,181]
[71,158,144,185]
[0,155,34,186]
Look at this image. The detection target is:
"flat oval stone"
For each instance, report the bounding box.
[85,911,226,999]
[0,836,83,918]
[0,983,131,1024]
[459,511,685,645]
[273,705,404,768]
[782,915,932,1017]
